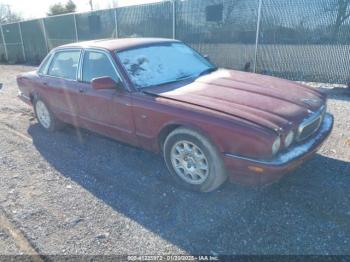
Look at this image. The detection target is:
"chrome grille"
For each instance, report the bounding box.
[297,106,325,142]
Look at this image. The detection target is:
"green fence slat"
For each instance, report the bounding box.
[257,0,350,83]
[0,27,6,62]
[76,9,116,41]
[117,2,172,38]
[20,19,47,64]
[2,0,349,84]
[176,0,259,72]
[2,23,24,63]
[44,14,76,49]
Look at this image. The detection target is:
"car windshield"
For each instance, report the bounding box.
[116,43,216,89]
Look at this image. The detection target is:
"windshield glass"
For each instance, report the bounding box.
[116,43,216,89]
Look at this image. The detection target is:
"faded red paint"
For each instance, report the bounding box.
[16,38,333,186]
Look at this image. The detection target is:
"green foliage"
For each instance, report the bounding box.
[65,0,77,13]
[47,0,77,16]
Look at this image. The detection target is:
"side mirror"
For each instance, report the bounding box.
[91,76,121,90]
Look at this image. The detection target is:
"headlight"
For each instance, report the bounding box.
[272,136,281,155]
[284,130,294,148]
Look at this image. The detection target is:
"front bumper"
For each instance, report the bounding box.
[223,113,334,186]
[18,91,32,105]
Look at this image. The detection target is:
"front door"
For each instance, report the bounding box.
[76,50,136,145]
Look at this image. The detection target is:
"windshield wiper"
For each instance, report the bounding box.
[197,67,218,77]
[146,75,194,88]
[140,69,216,90]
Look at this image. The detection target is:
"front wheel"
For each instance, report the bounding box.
[163,127,227,192]
[34,98,63,132]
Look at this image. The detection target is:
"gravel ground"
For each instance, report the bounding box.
[0,227,21,255]
[0,65,349,256]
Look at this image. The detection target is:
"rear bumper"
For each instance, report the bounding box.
[223,113,334,186]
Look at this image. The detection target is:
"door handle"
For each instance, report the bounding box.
[43,82,48,86]
[79,88,85,93]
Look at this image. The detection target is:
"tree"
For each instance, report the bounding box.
[0,4,22,24]
[326,0,350,40]
[65,0,77,12]
[47,0,77,16]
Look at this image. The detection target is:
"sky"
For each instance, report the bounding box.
[0,0,163,20]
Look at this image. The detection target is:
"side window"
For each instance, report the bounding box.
[48,51,81,80]
[38,53,52,75]
[82,51,120,83]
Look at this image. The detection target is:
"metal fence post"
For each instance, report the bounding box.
[253,0,263,73]
[18,22,26,62]
[0,25,9,61]
[114,8,119,38]
[172,0,176,39]
[41,18,49,53]
[73,14,79,41]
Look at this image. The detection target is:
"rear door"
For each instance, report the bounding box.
[40,49,82,125]
[76,49,136,145]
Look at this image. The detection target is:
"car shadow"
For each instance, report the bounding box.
[28,123,350,254]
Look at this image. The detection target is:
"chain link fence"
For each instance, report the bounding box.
[0,0,349,84]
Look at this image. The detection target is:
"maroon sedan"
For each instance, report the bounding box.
[17,38,333,192]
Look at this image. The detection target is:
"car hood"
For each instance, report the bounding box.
[144,69,326,133]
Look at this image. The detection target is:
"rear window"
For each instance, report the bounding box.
[47,50,81,80]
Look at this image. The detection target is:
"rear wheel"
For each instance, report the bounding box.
[34,98,63,132]
[163,127,227,192]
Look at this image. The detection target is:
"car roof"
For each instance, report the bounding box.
[58,38,180,52]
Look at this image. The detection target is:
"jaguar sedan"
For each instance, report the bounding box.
[17,38,333,192]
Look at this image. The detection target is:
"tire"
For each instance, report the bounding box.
[163,127,228,192]
[33,98,63,132]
